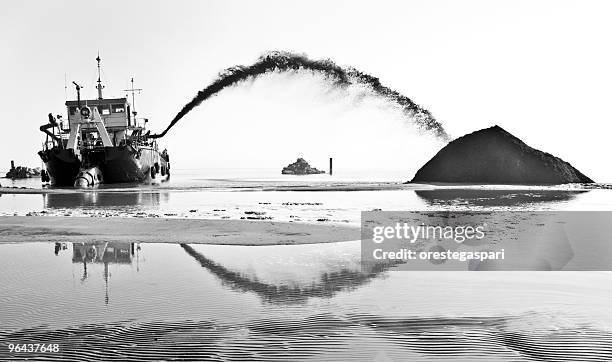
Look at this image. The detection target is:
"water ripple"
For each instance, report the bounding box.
[1,313,611,361]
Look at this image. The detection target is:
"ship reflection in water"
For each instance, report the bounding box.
[1,241,612,361]
[71,242,134,265]
[55,241,138,305]
[43,191,168,209]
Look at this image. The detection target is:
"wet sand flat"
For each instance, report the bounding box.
[0,216,360,245]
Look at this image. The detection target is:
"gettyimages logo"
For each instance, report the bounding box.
[371,223,486,244]
[361,211,612,271]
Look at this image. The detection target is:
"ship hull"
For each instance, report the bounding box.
[39,145,169,186]
[38,148,81,186]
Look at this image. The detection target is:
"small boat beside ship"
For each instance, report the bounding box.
[38,55,170,187]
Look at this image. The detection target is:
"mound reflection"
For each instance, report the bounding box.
[415,189,587,207]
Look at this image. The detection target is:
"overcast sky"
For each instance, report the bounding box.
[2,0,611,180]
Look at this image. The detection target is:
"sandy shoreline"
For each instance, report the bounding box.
[0,182,604,195]
[0,182,417,194]
[0,216,360,245]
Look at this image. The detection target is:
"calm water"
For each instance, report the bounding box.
[2,169,612,360]
[1,241,611,361]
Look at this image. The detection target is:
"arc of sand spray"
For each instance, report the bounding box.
[150,51,451,141]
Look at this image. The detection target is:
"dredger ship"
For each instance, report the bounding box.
[38,56,170,187]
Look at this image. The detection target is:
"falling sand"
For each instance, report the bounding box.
[151,51,450,141]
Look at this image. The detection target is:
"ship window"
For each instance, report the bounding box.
[69,106,77,116]
[98,105,111,116]
[112,104,125,113]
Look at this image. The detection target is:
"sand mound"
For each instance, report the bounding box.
[411,125,593,184]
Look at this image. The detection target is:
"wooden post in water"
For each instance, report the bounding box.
[329,157,333,176]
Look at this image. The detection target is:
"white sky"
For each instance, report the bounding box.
[1,0,611,180]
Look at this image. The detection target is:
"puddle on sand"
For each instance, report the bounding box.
[1,241,611,360]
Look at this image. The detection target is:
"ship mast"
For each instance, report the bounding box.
[96,53,104,100]
[124,77,142,120]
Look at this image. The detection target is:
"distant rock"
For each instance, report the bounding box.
[411,125,593,184]
[282,158,325,175]
[5,166,41,179]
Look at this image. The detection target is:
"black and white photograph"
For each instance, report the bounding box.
[1,0,612,360]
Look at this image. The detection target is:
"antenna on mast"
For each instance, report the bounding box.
[96,52,104,100]
[72,81,83,107]
[124,77,142,119]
